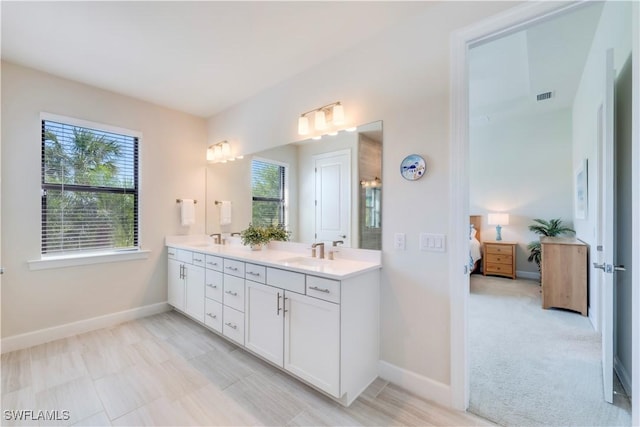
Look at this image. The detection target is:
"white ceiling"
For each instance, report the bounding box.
[1,1,432,118]
[469,2,604,125]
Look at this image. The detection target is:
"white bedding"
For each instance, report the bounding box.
[470,237,482,264]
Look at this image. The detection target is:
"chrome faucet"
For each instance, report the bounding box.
[209,233,221,244]
[332,240,344,247]
[311,242,325,259]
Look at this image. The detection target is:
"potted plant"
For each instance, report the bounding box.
[240,223,290,250]
[527,218,575,278]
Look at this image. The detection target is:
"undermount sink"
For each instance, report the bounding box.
[189,242,215,248]
[280,256,330,267]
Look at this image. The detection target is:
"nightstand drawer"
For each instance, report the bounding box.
[485,244,514,255]
[486,253,513,265]
[485,264,513,275]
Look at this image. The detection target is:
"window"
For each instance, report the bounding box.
[251,159,287,227]
[41,116,139,255]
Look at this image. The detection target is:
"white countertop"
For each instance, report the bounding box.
[165,235,381,280]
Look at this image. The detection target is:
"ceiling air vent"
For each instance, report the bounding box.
[536,91,553,101]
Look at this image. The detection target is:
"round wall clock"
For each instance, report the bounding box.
[400,154,426,181]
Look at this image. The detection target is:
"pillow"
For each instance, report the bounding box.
[469,224,477,240]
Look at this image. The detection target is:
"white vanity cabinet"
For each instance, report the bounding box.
[167,247,205,323]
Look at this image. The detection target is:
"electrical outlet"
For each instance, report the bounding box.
[394,233,406,250]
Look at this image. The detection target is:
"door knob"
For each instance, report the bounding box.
[593,262,606,271]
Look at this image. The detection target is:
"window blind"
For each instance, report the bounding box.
[251,159,286,227]
[41,119,139,255]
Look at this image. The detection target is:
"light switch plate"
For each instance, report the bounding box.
[420,233,446,252]
[394,233,406,250]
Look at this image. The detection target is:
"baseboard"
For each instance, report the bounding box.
[378,360,451,408]
[1,302,171,354]
[516,270,540,281]
[614,355,633,396]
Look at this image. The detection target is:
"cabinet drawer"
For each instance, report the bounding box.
[485,244,513,255]
[223,306,245,346]
[306,276,340,304]
[205,255,223,271]
[205,269,223,302]
[267,267,305,294]
[485,263,513,275]
[204,298,223,333]
[223,259,245,278]
[176,249,192,263]
[167,247,177,259]
[245,263,266,284]
[192,252,206,267]
[223,274,245,312]
[486,253,513,265]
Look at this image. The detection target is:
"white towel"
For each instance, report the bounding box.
[180,199,195,226]
[220,201,232,226]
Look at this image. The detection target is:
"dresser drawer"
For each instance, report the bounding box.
[485,244,514,256]
[223,274,245,312]
[223,306,245,346]
[205,255,223,271]
[266,267,305,294]
[205,269,223,302]
[192,252,206,267]
[167,247,177,259]
[223,259,245,278]
[176,249,192,263]
[204,299,223,333]
[485,263,513,275]
[306,275,340,304]
[486,253,513,265]
[245,263,266,284]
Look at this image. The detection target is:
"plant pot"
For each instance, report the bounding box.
[250,243,263,251]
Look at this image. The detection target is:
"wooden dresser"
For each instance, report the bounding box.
[483,241,516,279]
[540,237,588,316]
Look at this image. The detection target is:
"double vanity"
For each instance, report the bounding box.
[165,236,381,406]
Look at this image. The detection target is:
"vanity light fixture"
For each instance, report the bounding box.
[360,177,382,188]
[207,140,237,163]
[297,101,345,135]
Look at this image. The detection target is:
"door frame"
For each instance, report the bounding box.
[449,2,639,424]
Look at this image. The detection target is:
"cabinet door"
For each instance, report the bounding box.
[245,281,284,366]
[168,259,185,311]
[284,292,340,397]
[185,264,205,323]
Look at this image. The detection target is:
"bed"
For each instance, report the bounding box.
[469,215,482,274]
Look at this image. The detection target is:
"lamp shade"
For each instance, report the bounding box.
[221,141,231,157]
[314,110,326,130]
[488,213,509,225]
[298,115,309,135]
[332,103,345,125]
[206,147,215,162]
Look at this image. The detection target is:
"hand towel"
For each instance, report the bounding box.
[220,201,232,226]
[180,199,195,226]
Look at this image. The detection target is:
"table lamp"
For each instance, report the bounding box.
[488,213,509,241]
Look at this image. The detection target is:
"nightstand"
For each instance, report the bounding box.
[483,241,516,279]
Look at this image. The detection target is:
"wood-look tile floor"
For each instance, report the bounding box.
[1,311,492,426]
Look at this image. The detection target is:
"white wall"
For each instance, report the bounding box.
[470,109,574,276]
[1,61,207,338]
[207,1,516,393]
[571,0,632,330]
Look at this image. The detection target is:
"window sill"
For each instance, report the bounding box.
[28,249,151,271]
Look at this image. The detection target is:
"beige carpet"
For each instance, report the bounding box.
[468,274,631,426]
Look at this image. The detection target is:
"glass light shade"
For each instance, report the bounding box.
[488,213,509,225]
[332,103,345,125]
[221,141,231,157]
[206,147,215,162]
[298,115,309,135]
[213,144,222,160]
[314,110,326,130]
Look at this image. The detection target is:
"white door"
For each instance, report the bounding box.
[314,150,351,246]
[168,259,185,311]
[283,292,340,397]
[596,49,616,403]
[185,264,205,322]
[245,281,284,366]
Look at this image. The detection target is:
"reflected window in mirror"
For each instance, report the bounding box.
[251,158,288,227]
[364,187,381,229]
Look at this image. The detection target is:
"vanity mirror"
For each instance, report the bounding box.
[206,121,382,249]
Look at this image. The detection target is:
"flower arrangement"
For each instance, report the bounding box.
[240,223,290,249]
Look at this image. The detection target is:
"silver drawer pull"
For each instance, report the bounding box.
[247,271,260,276]
[168,251,175,256]
[194,258,203,262]
[206,312,217,319]
[225,322,237,330]
[225,290,238,296]
[309,286,330,294]
[207,284,218,289]
[226,266,239,271]
[207,262,218,266]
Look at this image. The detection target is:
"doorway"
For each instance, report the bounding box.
[449,1,638,424]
